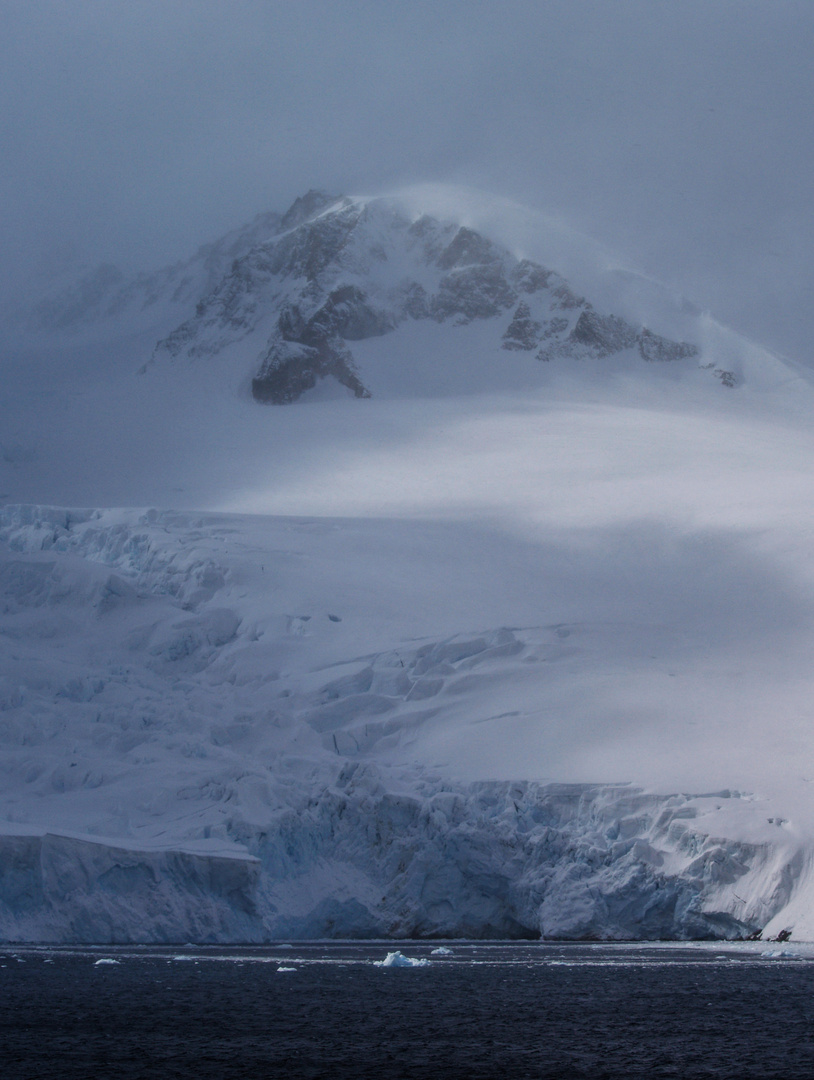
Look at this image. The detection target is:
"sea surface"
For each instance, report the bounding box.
[2,941,814,1079]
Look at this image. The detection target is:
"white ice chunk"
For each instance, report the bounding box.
[374,950,430,968]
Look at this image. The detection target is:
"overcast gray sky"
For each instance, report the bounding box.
[3,0,814,360]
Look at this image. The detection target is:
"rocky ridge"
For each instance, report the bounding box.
[26,189,702,403]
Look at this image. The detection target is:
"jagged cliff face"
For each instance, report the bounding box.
[150,192,700,403]
[25,189,705,403]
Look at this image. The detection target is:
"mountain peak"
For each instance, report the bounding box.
[279,189,344,231]
[22,186,729,402]
[150,190,702,403]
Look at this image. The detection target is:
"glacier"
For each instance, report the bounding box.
[3,186,814,942]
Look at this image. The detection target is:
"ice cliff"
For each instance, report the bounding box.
[0,775,794,944]
[0,505,809,943]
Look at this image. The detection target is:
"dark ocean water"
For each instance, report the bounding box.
[2,942,814,1079]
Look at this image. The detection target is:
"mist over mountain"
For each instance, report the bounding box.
[2,185,814,944]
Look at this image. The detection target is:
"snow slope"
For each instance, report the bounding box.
[2,186,814,942]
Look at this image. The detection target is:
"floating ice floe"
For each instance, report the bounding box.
[276,965,297,972]
[430,946,453,956]
[760,950,803,960]
[374,950,430,968]
[93,958,121,966]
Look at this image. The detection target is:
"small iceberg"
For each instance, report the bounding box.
[374,950,430,968]
[761,949,803,960]
[276,965,297,972]
[94,958,121,966]
[430,946,453,956]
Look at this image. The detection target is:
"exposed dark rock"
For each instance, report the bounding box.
[406,215,455,263]
[714,368,738,388]
[257,286,389,401]
[397,282,430,320]
[502,302,542,351]
[638,327,699,362]
[537,309,701,369]
[266,203,361,282]
[155,207,367,361]
[512,259,553,294]
[302,285,394,343]
[569,309,639,356]
[156,246,281,358]
[535,315,573,361]
[155,320,197,360]
[437,226,500,270]
[206,252,272,327]
[253,338,370,404]
[407,214,439,239]
[277,304,307,342]
[432,265,517,323]
[551,283,586,310]
[543,316,569,338]
[279,189,341,232]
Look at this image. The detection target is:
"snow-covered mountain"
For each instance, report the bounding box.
[24,187,735,404]
[3,186,814,943]
[149,190,704,402]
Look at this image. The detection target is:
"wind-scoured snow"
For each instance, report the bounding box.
[2,186,814,942]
